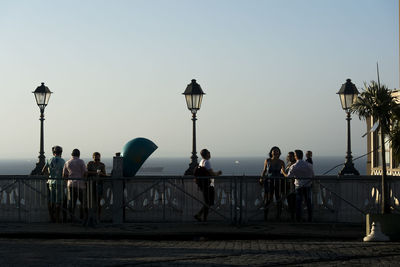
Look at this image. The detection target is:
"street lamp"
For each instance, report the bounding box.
[183,79,205,175]
[31,82,52,175]
[337,78,360,176]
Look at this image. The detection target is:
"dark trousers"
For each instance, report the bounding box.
[87,180,104,219]
[47,183,67,223]
[296,186,312,222]
[67,186,87,221]
[264,178,283,220]
[196,186,215,221]
[287,193,296,221]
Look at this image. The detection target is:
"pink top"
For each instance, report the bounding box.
[63,157,87,188]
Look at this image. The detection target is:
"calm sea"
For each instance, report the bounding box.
[0,156,366,176]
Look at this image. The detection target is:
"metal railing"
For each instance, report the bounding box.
[0,175,398,224]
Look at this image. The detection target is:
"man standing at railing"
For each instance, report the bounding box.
[87,152,106,222]
[63,149,87,223]
[42,145,65,223]
[282,149,314,222]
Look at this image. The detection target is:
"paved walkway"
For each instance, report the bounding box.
[1,222,400,266]
[0,238,399,266]
[0,222,364,241]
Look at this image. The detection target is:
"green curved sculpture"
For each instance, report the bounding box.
[121,138,158,177]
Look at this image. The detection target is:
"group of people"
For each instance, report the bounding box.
[42,146,106,223]
[260,147,314,222]
[43,145,314,224]
[193,147,314,223]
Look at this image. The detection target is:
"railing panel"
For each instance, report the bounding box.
[0,175,398,224]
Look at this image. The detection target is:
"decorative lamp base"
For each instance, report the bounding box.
[338,160,360,176]
[184,159,198,176]
[30,160,45,175]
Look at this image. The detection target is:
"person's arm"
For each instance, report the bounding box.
[261,159,268,177]
[83,162,88,178]
[259,159,269,184]
[286,164,296,178]
[208,168,222,176]
[204,160,221,176]
[280,160,286,176]
[281,167,287,177]
[86,162,97,176]
[62,164,69,178]
[41,162,49,175]
[100,163,106,176]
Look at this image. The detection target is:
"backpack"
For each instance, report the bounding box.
[193,165,211,190]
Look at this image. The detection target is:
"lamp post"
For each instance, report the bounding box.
[31,82,52,175]
[183,79,205,175]
[337,79,360,176]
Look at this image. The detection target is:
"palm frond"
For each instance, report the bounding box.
[351,80,398,135]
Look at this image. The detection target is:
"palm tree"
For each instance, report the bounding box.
[351,81,398,214]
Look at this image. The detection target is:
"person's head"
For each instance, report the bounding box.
[294,150,303,160]
[269,146,281,159]
[71,149,80,158]
[306,150,312,159]
[52,146,63,157]
[200,149,211,159]
[93,152,101,162]
[287,151,295,163]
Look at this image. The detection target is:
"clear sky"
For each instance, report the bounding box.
[0,0,398,160]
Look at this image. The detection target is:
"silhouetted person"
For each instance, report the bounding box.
[194,149,222,222]
[42,146,65,223]
[306,150,313,165]
[87,152,106,222]
[283,150,314,222]
[63,149,87,223]
[284,151,296,221]
[260,146,285,221]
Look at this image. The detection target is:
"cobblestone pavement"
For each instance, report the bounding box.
[0,238,399,266]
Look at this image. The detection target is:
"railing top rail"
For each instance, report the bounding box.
[0,175,398,182]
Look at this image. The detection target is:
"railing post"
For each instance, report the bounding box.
[229,177,233,223]
[112,153,124,224]
[86,176,95,226]
[239,175,243,225]
[244,176,248,224]
[163,178,166,221]
[18,179,21,222]
[234,176,238,225]
[335,176,340,222]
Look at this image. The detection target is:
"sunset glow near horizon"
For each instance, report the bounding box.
[0,0,398,160]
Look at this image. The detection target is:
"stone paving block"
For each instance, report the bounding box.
[1,239,400,266]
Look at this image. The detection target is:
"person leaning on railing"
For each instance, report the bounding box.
[63,148,87,223]
[86,152,106,222]
[259,146,285,221]
[42,145,65,223]
[284,151,296,222]
[281,149,314,222]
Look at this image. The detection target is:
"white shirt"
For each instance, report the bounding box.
[287,159,314,188]
[200,159,214,187]
[63,156,87,188]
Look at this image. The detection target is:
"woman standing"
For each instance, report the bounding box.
[260,146,285,221]
[285,151,296,221]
